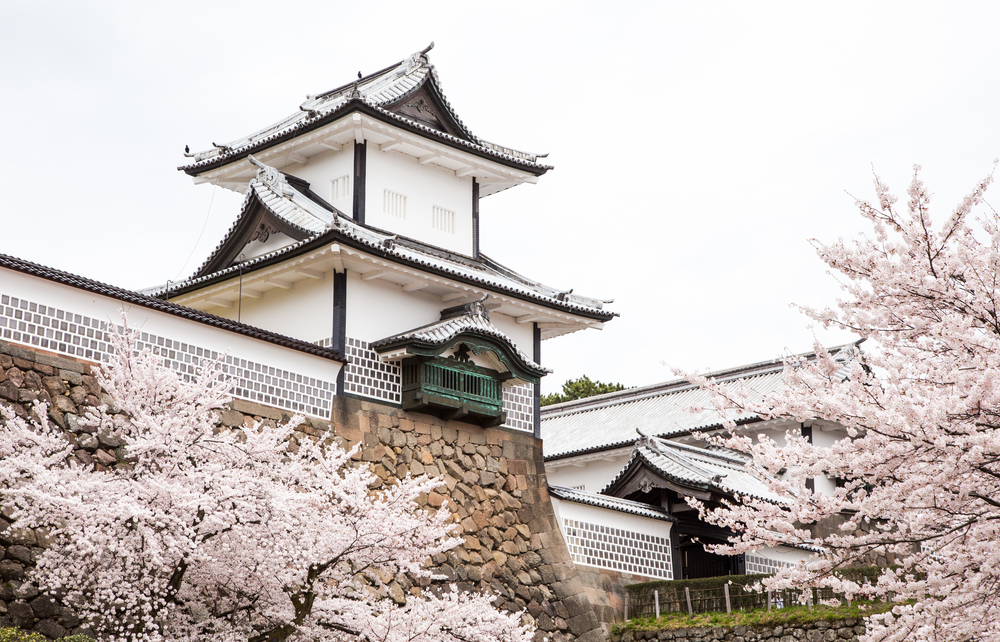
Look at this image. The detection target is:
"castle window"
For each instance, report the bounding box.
[330,175,349,203]
[384,189,407,219]
[432,206,455,233]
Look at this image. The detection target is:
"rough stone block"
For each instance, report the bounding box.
[0,381,19,402]
[0,560,25,581]
[567,613,598,636]
[52,395,77,414]
[7,600,32,629]
[5,546,31,565]
[93,449,117,466]
[59,369,83,385]
[37,353,86,374]
[34,618,68,639]
[29,595,60,619]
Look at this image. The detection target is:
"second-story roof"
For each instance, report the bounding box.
[148,159,616,326]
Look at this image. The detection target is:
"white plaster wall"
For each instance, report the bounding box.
[812,426,845,449]
[287,143,355,215]
[752,426,794,447]
[546,452,632,493]
[365,148,473,255]
[241,231,298,261]
[756,545,813,566]
[552,497,675,580]
[814,475,837,496]
[490,311,534,358]
[0,268,342,388]
[209,271,334,344]
[345,273,443,343]
[748,423,846,496]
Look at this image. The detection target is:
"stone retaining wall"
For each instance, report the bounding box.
[612,619,865,642]
[0,339,609,642]
[575,564,661,630]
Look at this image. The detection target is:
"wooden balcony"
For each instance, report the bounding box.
[401,357,507,427]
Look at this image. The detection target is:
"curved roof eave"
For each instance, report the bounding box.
[370,311,551,379]
[156,227,616,323]
[179,99,552,178]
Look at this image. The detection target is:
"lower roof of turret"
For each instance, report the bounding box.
[147,161,616,325]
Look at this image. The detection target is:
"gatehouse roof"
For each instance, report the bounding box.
[602,434,786,505]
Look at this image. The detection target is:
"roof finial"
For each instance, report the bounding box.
[247,155,286,194]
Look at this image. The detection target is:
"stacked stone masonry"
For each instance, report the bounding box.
[612,620,865,642]
[0,339,609,642]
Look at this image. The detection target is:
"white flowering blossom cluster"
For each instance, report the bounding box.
[687,166,1000,641]
[0,322,534,642]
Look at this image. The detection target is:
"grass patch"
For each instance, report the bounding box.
[0,629,92,642]
[614,601,892,634]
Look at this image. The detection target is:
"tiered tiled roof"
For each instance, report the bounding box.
[540,344,861,460]
[148,160,614,322]
[179,45,551,177]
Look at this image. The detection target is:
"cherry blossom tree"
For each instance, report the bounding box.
[690,165,1000,641]
[0,322,534,642]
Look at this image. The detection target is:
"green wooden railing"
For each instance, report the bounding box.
[401,358,505,423]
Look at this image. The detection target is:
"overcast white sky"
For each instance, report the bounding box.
[3,1,999,394]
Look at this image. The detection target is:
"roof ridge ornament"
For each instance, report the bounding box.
[635,427,664,454]
[635,427,729,484]
[247,155,290,197]
[439,297,490,321]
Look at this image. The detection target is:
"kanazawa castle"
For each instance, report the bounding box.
[154,43,615,434]
[0,45,854,636]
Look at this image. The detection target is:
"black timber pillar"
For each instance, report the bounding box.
[353,141,367,224]
[333,272,347,395]
[472,179,480,259]
[801,423,814,492]
[670,526,683,580]
[533,323,541,439]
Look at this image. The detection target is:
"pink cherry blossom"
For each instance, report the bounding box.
[686,164,1000,641]
[0,319,534,642]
